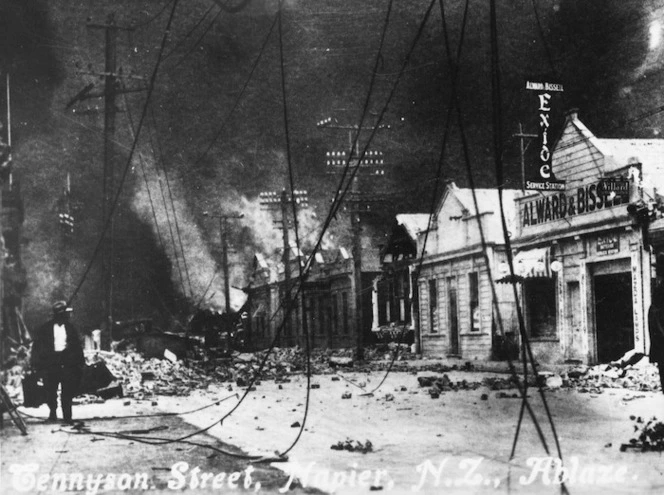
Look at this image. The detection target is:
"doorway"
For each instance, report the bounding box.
[593,272,634,363]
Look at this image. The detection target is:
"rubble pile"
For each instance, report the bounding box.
[417,373,484,394]
[88,351,217,398]
[483,376,520,390]
[563,363,662,393]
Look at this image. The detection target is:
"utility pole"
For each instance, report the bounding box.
[259,189,309,346]
[203,210,244,313]
[69,13,144,342]
[513,123,537,192]
[0,73,12,362]
[318,117,389,361]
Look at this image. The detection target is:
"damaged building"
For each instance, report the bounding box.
[415,111,664,365]
[373,214,429,346]
[246,238,382,350]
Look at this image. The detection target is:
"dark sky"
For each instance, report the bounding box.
[2,0,663,328]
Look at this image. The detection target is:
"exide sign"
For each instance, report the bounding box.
[525,80,566,191]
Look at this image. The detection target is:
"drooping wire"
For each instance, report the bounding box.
[209,0,253,14]
[67,0,181,305]
[121,88,166,255]
[169,9,224,69]
[359,0,463,396]
[189,13,278,309]
[147,108,195,299]
[21,393,238,422]
[67,0,405,457]
[162,4,216,61]
[131,0,175,29]
[275,0,310,456]
[144,111,189,298]
[489,0,568,488]
[189,14,279,170]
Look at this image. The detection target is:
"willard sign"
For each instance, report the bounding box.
[525,80,566,191]
[522,181,625,227]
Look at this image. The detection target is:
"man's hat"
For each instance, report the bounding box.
[52,300,72,315]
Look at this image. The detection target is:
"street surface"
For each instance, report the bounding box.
[2,367,664,495]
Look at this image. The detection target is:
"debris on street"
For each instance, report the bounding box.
[563,362,662,393]
[620,416,664,452]
[330,439,373,453]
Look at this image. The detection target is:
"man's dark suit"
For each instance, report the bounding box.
[31,318,84,421]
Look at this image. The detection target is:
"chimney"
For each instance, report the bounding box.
[565,108,579,121]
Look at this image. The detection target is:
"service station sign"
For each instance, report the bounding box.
[524,80,566,191]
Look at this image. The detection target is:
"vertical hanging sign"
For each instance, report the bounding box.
[525,80,565,191]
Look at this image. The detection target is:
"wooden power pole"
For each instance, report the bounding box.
[69,13,144,342]
[317,118,389,360]
[259,189,309,345]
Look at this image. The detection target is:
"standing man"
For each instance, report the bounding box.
[648,284,664,394]
[31,301,84,423]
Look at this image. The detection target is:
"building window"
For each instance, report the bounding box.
[525,278,557,338]
[469,272,480,332]
[428,279,438,333]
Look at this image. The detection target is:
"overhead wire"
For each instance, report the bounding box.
[490,0,568,486]
[69,0,408,458]
[209,0,253,14]
[121,87,166,256]
[146,108,195,299]
[189,13,278,311]
[274,0,310,456]
[144,112,190,298]
[162,4,217,61]
[169,9,224,68]
[190,13,279,170]
[358,0,464,396]
[131,0,175,29]
[67,0,182,305]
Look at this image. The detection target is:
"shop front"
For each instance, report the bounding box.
[416,183,521,361]
[512,112,660,365]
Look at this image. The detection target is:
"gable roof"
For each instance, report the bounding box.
[451,186,521,218]
[396,213,430,239]
[436,182,520,224]
[558,112,664,186]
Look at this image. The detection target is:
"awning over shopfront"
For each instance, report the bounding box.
[497,247,552,283]
[514,247,551,278]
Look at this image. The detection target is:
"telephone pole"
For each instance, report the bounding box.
[318,117,389,360]
[259,189,309,345]
[513,123,537,192]
[69,13,144,341]
[204,210,244,313]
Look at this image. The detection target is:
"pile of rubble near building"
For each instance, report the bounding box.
[78,344,422,401]
[560,362,662,393]
[7,342,662,406]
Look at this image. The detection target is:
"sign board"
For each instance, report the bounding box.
[524,80,566,191]
[597,178,629,198]
[597,234,620,256]
[522,180,625,227]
